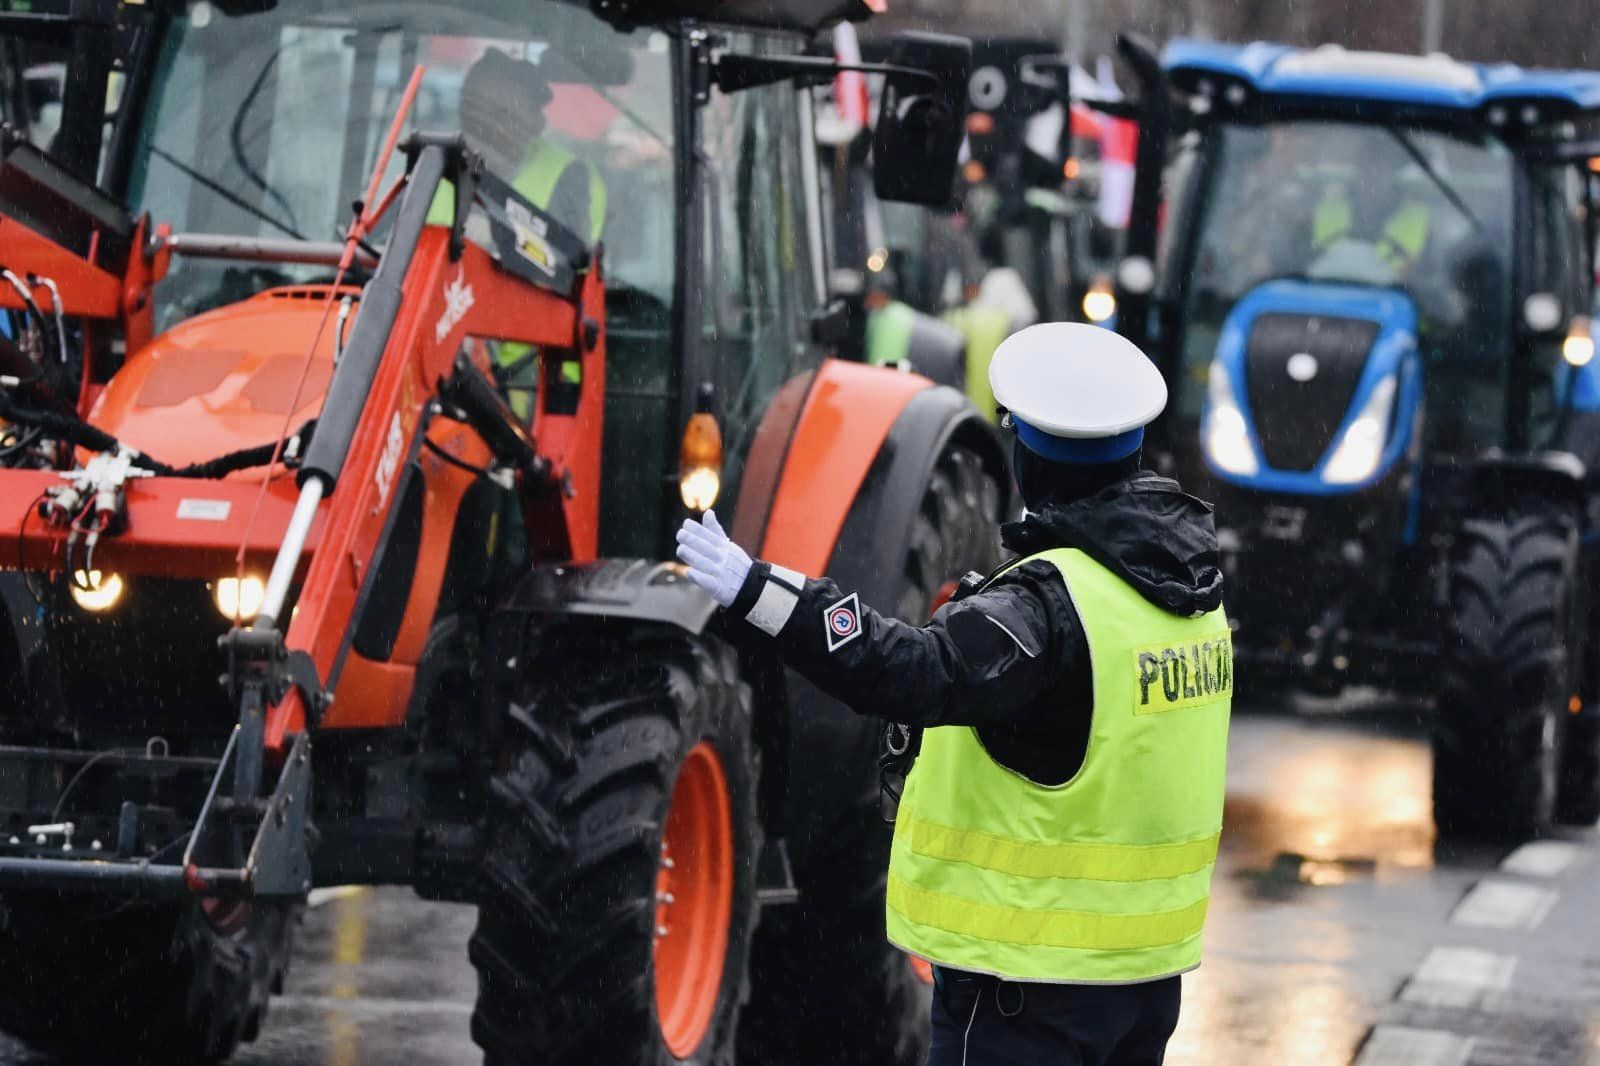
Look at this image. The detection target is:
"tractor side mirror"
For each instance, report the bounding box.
[873,33,971,207]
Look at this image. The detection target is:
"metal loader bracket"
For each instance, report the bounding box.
[183,730,314,899]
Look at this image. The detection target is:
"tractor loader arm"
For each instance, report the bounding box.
[0,130,606,905]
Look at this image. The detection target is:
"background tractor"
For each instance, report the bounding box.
[960,36,1119,332]
[1110,37,1600,841]
[0,2,1006,1063]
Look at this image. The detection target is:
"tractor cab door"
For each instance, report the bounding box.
[696,36,830,545]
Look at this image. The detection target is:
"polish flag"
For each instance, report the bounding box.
[1097,113,1138,230]
[833,22,870,133]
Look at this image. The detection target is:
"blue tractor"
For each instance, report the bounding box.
[1110,38,1600,840]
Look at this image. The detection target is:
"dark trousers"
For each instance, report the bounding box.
[928,967,1181,1066]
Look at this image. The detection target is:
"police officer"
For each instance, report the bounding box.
[676,322,1231,1066]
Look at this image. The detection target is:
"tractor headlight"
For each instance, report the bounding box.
[1563,316,1594,367]
[214,575,265,622]
[1322,376,1397,486]
[1203,362,1258,476]
[70,570,124,612]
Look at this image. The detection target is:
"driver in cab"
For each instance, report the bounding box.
[427,47,606,244]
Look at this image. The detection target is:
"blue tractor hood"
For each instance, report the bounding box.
[1201,280,1423,496]
[1161,39,1600,121]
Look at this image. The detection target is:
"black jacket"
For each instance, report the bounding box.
[727,470,1224,784]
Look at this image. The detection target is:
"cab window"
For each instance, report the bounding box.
[701,43,824,512]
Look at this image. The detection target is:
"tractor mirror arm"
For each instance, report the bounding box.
[712,53,937,96]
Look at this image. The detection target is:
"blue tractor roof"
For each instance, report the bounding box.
[1162,39,1600,114]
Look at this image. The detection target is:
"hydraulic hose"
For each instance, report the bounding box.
[0,386,314,479]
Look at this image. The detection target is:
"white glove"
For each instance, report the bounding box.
[675,509,752,608]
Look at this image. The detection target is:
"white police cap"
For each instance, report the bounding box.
[990,322,1167,462]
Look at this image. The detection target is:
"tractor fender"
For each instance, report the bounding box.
[754,359,933,577]
[1462,451,1587,512]
[501,558,717,633]
[766,378,1010,866]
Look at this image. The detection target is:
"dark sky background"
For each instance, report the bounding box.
[868,0,1597,74]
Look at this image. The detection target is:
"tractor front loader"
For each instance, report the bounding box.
[0,2,1005,1064]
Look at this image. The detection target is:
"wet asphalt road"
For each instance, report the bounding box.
[5,699,1600,1065]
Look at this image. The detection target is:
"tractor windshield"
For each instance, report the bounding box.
[123,0,676,327]
[1174,118,1515,445]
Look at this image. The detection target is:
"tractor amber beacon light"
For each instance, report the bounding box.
[680,389,724,513]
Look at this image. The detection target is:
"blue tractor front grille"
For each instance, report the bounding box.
[1244,312,1379,472]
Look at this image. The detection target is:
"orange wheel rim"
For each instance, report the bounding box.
[654,741,734,1059]
[930,579,960,618]
[908,954,935,986]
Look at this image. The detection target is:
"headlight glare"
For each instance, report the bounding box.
[1322,376,1397,485]
[1203,362,1258,476]
[214,575,266,621]
[70,570,123,612]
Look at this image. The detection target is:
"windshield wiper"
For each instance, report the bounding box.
[231,49,304,240]
[1384,125,1484,233]
[147,144,308,241]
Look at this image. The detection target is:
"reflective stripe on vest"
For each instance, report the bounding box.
[886,547,1232,984]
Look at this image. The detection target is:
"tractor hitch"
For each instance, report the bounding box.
[0,730,313,901]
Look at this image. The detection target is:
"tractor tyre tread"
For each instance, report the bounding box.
[0,895,296,1064]
[470,631,760,1066]
[1435,510,1576,841]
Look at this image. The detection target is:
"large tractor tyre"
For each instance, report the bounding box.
[740,445,1003,1066]
[1434,510,1579,841]
[0,895,296,1063]
[469,630,761,1066]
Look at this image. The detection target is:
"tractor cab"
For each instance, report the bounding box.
[962,37,1116,327]
[1115,39,1600,839]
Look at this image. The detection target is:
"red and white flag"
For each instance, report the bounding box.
[833,22,870,132]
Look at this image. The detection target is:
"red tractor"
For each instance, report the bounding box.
[0,2,1005,1063]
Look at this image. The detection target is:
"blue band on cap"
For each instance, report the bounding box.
[1014,417,1144,463]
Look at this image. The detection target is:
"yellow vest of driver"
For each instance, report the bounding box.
[426,139,606,243]
[886,547,1232,984]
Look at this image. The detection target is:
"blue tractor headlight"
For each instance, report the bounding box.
[1203,361,1259,476]
[1322,376,1396,485]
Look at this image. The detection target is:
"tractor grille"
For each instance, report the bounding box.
[1243,312,1379,472]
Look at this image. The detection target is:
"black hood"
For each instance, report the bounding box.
[1001,470,1224,617]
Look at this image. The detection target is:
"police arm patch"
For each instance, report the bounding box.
[824,592,864,653]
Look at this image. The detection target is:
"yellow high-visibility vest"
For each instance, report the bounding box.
[943,304,1010,424]
[1311,188,1429,270]
[427,139,606,243]
[886,547,1233,984]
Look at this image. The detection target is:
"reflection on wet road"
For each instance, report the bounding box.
[1172,701,1458,1065]
[3,701,1599,1064]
